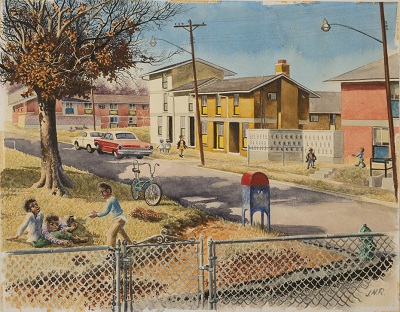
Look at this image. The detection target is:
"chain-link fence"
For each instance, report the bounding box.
[121,232,204,312]
[207,232,397,310]
[2,246,116,312]
[2,232,397,311]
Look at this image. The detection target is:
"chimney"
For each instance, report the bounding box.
[275,59,290,77]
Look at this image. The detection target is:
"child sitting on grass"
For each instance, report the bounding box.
[34,213,89,248]
[7,198,44,246]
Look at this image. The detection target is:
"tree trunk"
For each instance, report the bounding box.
[32,95,74,196]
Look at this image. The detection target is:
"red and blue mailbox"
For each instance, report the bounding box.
[241,171,270,231]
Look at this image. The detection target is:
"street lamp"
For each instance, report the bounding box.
[150,36,192,54]
[321,4,398,201]
[321,18,383,43]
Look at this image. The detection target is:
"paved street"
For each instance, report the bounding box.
[4,133,399,236]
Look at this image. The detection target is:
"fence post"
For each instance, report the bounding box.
[115,240,121,312]
[199,235,205,309]
[207,237,217,310]
[122,241,128,312]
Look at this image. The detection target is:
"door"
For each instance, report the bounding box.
[189,117,195,147]
[167,116,173,143]
[229,122,239,153]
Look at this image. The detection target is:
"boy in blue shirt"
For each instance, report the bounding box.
[352,147,366,168]
[89,182,132,247]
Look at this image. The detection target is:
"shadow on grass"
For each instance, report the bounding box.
[0,167,40,189]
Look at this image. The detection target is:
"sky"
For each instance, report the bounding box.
[1,1,399,130]
[139,1,399,92]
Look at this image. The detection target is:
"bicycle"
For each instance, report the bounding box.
[131,160,162,206]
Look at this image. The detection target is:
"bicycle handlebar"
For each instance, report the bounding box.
[132,160,160,175]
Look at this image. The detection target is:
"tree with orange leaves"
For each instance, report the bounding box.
[0,0,184,196]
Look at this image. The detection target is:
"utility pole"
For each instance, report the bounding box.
[380,3,398,201]
[175,20,206,166]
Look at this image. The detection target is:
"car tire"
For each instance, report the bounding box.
[97,146,104,154]
[86,145,94,153]
[113,151,124,159]
[74,142,80,150]
[136,156,144,159]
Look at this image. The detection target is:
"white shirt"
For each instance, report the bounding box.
[16,211,44,242]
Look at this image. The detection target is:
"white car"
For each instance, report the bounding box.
[73,131,105,153]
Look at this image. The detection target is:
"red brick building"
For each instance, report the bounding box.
[8,87,149,130]
[327,54,399,163]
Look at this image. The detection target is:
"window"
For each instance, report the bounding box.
[163,93,168,111]
[373,127,389,145]
[84,102,92,114]
[390,82,399,118]
[310,115,319,122]
[110,104,118,110]
[142,105,148,110]
[214,123,224,149]
[116,132,137,139]
[180,116,185,136]
[233,94,239,115]
[158,117,163,135]
[188,95,194,112]
[129,104,136,116]
[110,117,118,127]
[268,93,277,100]
[216,95,221,115]
[65,103,74,115]
[329,114,336,125]
[242,122,248,149]
[99,104,105,109]
[162,74,168,89]
[201,95,208,115]
[201,121,207,145]
[128,117,136,125]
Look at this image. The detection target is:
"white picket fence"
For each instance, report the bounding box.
[247,129,344,164]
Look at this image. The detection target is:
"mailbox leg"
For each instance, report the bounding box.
[261,212,264,229]
[267,213,270,232]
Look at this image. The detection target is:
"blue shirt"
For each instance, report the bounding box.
[97,196,124,218]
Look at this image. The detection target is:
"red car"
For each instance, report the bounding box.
[94,131,153,159]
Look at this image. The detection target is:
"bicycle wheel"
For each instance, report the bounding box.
[144,183,162,206]
[131,178,141,200]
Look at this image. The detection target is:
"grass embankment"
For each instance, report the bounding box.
[152,147,396,203]
[0,147,279,252]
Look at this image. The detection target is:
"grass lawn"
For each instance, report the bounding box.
[0,145,279,252]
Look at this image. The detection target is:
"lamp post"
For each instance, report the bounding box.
[321,3,398,201]
[151,21,206,166]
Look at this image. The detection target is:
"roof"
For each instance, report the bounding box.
[63,94,149,104]
[326,53,399,83]
[193,74,319,97]
[141,58,236,78]
[309,91,341,114]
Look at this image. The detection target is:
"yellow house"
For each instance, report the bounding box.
[175,60,319,157]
